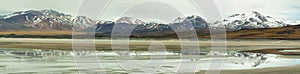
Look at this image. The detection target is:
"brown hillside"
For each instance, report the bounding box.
[225,25,300,39]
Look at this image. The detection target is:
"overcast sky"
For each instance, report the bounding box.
[0,0,299,22]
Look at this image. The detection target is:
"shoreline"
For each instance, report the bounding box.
[1,38,300,51]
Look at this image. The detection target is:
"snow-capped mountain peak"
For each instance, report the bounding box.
[71,16,97,29]
[174,15,202,23]
[217,11,288,30]
[116,17,144,24]
[40,9,62,15]
[172,15,209,29]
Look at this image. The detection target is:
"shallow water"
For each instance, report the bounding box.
[1,48,300,74]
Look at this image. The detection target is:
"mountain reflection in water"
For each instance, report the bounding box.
[0,48,299,73]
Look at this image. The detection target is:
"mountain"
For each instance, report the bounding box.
[116,17,145,24]
[172,15,209,30]
[0,9,95,31]
[71,16,97,31]
[1,9,300,39]
[215,11,288,31]
[94,15,209,37]
[0,9,72,31]
[0,9,209,36]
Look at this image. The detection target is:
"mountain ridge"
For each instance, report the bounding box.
[0,9,290,31]
[0,9,299,39]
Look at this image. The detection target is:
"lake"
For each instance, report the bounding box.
[1,48,300,74]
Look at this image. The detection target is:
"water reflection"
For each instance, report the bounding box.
[0,48,299,73]
[225,52,279,67]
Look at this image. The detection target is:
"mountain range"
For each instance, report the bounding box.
[0,9,299,38]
